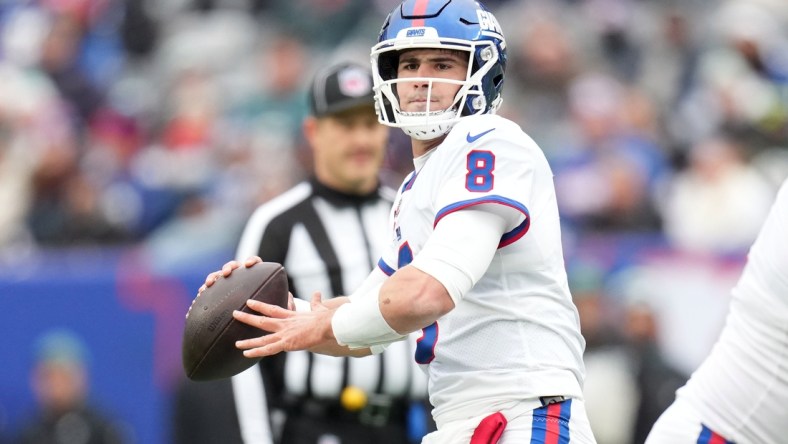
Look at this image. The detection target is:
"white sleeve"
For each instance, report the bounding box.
[332,266,403,351]
[332,281,407,348]
[410,208,508,306]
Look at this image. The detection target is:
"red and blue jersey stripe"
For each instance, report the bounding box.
[434,196,530,248]
[530,399,572,444]
[697,424,735,444]
[415,322,438,364]
[378,258,396,276]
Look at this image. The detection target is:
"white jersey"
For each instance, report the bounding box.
[670,177,788,443]
[378,114,586,425]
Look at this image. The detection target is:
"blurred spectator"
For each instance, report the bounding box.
[673,0,788,151]
[0,58,104,248]
[14,329,128,444]
[570,259,625,350]
[551,72,669,235]
[232,33,309,142]
[37,12,105,133]
[570,259,638,444]
[226,32,311,202]
[660,133,775,255]
[28,170,130,245]
[499,7,580,151]
[581,0,643,82]
[622,298,687,444]
[637,5,698,105]
[160,68,219,153]
[0,118,30,250]
[0,63,39,250]
[120,0,159,59]
[256,0,370,49]
[637,5,703,156]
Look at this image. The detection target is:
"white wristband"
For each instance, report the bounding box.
[292,297,311,312]
[369,344,389,355]
[332,284,406,349]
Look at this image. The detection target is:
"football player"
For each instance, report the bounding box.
[646,178,788,444]
[208,1,597,442]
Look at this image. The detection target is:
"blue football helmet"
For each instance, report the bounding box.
[371,0,507,140]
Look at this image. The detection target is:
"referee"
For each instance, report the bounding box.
[230,62,430,444]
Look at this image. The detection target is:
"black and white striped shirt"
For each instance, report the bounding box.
[231,177,428,443]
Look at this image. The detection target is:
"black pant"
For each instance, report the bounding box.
[278,398,434,444]
[280,415,411,444]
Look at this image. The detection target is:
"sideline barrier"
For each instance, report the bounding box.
[0,247,226,444]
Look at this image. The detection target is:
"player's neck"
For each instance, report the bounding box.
[411,136,446,158]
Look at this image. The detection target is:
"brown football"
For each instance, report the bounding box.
[182,262,289,381]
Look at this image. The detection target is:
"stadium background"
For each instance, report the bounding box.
[0,0,786,442]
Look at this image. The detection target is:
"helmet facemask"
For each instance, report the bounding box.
[372,38,502,141]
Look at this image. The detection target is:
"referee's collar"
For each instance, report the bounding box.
[309,176,381,207]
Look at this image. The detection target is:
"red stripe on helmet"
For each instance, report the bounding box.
[411,0,429,27]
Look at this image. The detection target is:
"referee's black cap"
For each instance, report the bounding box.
[308,62,375,117]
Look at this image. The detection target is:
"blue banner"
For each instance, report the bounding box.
[0,247,225,444]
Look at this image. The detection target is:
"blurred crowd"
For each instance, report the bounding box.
[1,0,786,256]
[1,0,787,442]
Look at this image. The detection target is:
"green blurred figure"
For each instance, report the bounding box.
[15,329,127,444]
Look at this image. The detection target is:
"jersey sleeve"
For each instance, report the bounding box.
[431,119,536,247]
[745,177,788,299]
[376,238,411,277]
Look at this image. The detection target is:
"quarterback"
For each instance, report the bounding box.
[205,0,597,442]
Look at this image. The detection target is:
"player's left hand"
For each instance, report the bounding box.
[199,256,262,294]
[233,291,336,357]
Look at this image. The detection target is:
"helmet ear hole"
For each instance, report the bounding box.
[493,73,504,89]
[378,51,399,81]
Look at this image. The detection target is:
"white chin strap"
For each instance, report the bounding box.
[398,109,459,140]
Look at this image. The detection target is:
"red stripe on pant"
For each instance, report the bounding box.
[544,403,562,444]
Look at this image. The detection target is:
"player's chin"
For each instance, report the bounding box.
[405,100,443,113]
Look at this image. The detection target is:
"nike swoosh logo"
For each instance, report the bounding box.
[466,128,496,143]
